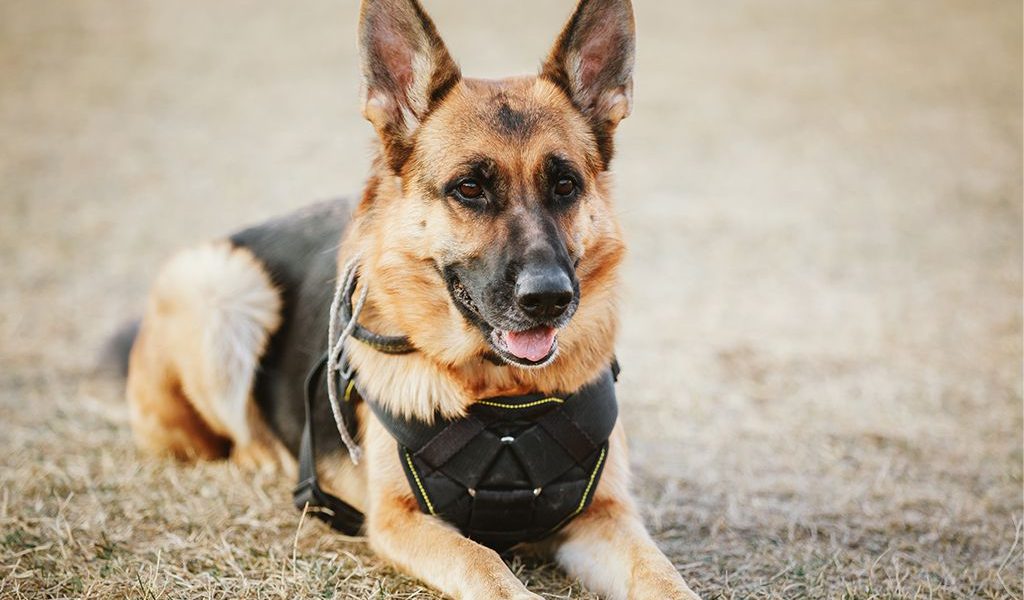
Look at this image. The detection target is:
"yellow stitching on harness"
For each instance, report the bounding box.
[343,379,356,403]
[404,450,435,515]
[475,397,564,409]
[574,447,606,515]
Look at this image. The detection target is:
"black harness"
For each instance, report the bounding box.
[292,277,619,551]
[294,354,619,551]
[292,354,366,534]
[370,365,618,551]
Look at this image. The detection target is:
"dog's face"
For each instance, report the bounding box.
[359,0,634,370]
[414,78,602,367]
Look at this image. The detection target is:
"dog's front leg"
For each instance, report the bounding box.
[551,427,701,600]
[363,423,541,600]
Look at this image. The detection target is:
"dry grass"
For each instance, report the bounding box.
[1,0,1021,598]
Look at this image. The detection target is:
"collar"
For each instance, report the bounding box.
[338,270,416,354]
[340,270,511,365]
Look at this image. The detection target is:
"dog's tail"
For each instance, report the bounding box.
[99,320,141,378]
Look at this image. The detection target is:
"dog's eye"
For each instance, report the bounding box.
[456,179,484,200]
[553,177,576,198]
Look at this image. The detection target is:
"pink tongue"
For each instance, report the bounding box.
[504,326,557,362]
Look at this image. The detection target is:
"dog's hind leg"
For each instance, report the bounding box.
[127,242,293,474]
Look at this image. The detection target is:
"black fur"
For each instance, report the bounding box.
[494,102,534,138]
[228,198,355,461]
[101,320,140,377]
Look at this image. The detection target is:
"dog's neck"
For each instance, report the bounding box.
[338,161,623,422]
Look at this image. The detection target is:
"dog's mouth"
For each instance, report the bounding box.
[446,272,559,368]
[490,326,558,365]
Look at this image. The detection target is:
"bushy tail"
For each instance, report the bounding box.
[99,320,141,377]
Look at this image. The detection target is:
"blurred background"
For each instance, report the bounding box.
[2,0,1021,598]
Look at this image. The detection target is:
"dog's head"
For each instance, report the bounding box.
[357,0,633,372]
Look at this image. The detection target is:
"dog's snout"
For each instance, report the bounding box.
[515,268,574,320]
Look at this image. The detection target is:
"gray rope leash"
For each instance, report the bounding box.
[326,255,367,464]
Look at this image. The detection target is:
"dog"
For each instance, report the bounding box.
[122,0,701,598]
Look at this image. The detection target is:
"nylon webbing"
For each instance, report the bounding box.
[293,353,365,535]
[339,274,415,355]
[537,409,596,464]
[414,415,486,468]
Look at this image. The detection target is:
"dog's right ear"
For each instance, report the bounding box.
[359,0,461,172]
[541,0,635,167]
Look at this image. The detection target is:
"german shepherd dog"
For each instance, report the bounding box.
[124,0,700,597]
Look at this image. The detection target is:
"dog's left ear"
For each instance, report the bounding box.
[359,0,461,171]
[541,0,636,130]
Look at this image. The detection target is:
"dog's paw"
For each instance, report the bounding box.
[661,586,702,600]
[629,576,703,600]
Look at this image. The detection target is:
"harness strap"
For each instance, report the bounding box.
[415,415,486,468]
[293,353,365,535]
[547,369,618,453]
[537,409,596,464]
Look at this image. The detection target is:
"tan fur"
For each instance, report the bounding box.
[127,242,294,475]
[548,426,700,599]
[343,78,626,421]
[127,0,701,597]
[315,403,371,513]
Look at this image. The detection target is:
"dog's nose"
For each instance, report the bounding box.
[515,268,574,320]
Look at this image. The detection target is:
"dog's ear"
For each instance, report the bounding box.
[359,0,461,171]
[541,0,635,129]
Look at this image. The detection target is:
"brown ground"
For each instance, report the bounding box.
[1,0,1021,598]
